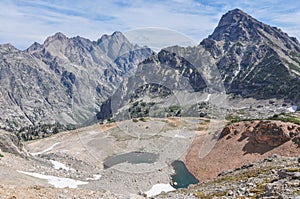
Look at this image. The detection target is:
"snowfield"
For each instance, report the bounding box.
[50,160,76,171]
[145,183,175,197]
[17,170,88,188]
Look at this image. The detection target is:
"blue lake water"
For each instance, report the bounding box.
[103,151,159,169]
[171,160,199,189]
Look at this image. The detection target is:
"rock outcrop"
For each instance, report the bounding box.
[0,130,28,157]
[185,120,300,183]
[0,32,152,136]
[220,120,300,147]
[166,8,300,102]
[160,155,300,198]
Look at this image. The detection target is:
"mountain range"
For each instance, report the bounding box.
[1,8,300,139]
[0,31,152,138]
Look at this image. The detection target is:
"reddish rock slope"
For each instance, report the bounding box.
[185,120,300,181]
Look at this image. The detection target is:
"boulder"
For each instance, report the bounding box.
[0,130,28,157]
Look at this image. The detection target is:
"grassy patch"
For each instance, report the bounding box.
[225,115,258,124]
[268,113,300,125]
[139,117,147,122]
[226,113,300,126]
[0,153,3,158]
[285,167,300,172]
[290,51,300,58]
[132,118,139,123]
[214,166,281,185]
[193,190,228,198]
[249,178,270,197]
[196,126,208,131]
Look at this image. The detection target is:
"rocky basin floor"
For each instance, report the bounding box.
[0,117,206,198]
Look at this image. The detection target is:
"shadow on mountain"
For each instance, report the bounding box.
[242,138,276,155]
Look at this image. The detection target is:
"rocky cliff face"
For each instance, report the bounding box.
[98,9,300,121]
[220,120,300,147]
[97,49,209,121]
[0,130,28,157]
[165,9,300,102]
[0,32,152,138]
[201,9,300,101]
[2,9,300,135]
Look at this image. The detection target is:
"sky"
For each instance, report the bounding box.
[1,0,300,50]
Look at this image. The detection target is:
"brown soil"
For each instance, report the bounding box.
[185,120,300,182]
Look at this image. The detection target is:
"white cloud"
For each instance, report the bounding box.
[1,0,300,49]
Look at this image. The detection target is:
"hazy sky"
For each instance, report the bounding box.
[1,0,300,49]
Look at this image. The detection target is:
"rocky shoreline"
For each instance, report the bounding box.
[157,155,300,198]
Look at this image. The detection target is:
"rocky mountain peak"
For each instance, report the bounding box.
[112,31,126,38]
[0,43,19,54]
[0,43,19,53]
[218,8,256,27]
[26,42,42,52]
[52,32,67,40]
[207,8,300,50]
[97,31,134,60]
[208,8,264,42]
[97,31,129,45]
[44,32,68,46]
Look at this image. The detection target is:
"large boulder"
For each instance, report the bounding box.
[0,130,28,157]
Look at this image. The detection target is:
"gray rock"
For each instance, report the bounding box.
[0,32,152,137]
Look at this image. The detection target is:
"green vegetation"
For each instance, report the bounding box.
[285,167,300,172]
[226,113,300,126]
[128,101,154,118]
[132,118,139,123]
[107,117,115,123]
[167,105,181,112]
[225,115,258,124]
[288,62,300,73]
[268,113,300,125]
[139,117,147,122]
[16,122,77,141]
[165,105,182,117]
[193,190,228,198]
[132,117,148,123]
[30,185,43,190]
[289,51,300,58]
[213,165,281,185]
[0,153,3,158]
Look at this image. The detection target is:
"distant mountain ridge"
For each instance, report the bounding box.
[201,9,300,99]
[1,9,300,139]
[0,31,152,138]
[97,9,300,122]
[166,8,300,100]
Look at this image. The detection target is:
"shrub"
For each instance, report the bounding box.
[139,117,147,122]
[132,118,139,123]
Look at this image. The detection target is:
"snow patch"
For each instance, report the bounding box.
[50,160,76,172]
[31,142,60,156]
[17,170,88,188]
[204,94,211,102]
[86,174,101,181]
[174,134,186,139]
[145,183,175,197]
[287,105,298,113]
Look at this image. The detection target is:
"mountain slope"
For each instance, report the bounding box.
[2,9,300,135]
[0,32,152,138]
[200,9,300,101]
[99,9,300,122]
